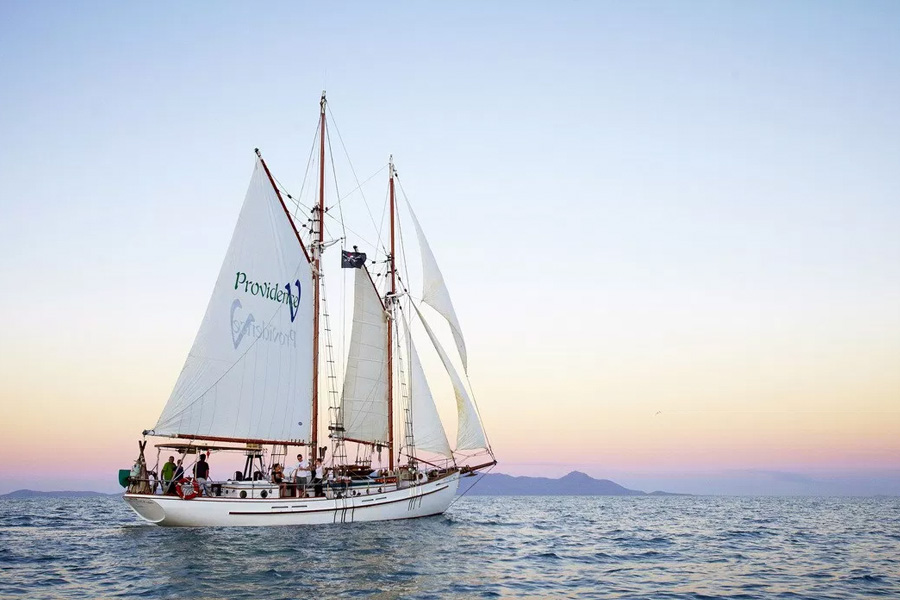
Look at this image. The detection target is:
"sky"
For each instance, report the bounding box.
[0,2,898,495]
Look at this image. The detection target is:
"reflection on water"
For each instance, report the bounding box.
[0,495,898,599]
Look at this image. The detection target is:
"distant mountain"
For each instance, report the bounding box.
[0,489,117,499]
[459,471,684,496]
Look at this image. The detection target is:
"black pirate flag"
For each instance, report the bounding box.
[341,249,367,269]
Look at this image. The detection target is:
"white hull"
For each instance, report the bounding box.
[124,473,460,527]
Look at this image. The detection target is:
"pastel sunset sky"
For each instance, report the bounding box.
[1,2,898,494]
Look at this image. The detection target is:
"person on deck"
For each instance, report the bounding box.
[161,456,176,495]
[194,454,211,496]
[272,463,285,497]
[313,459,324,497]
[289,454,309,498]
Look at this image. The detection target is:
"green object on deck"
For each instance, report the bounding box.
[118,469,131,488]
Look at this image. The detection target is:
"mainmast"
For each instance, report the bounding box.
[312,91,326,462]
[386,156,397,471]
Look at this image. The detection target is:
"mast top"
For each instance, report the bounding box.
[320,91,326,112]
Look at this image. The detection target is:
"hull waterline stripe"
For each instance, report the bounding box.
[226,485,449,516]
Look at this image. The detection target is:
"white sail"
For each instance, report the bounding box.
[413,304,487,451]
[406,200,468,372]
[406,323,453,457]
[152,158,315,442]
[339,268,390,444]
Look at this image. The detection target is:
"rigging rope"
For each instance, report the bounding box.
[447,463,496,509]
[326,104,388,256]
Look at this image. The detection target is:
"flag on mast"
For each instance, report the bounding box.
[341,249,367,268]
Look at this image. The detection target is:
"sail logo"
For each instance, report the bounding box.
[230,299,297,349]
[285,279,301,323]
[234,272,301,321]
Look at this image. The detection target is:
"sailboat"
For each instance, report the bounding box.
[122,93,496,526]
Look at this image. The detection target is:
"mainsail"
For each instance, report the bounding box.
[406,200,469,372]
[339,268,390,444]
[152,158,315,442]
[406,322,453,457]
[413,304,487,451]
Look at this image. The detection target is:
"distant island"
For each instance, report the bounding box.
[458,471,684,496]
[1,471,684,499]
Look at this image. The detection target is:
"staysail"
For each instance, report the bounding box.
[406,322,453,457]
[339,268,390,444]
[151,158,315,442]
[406,200,469,372]
[413,304,487,451]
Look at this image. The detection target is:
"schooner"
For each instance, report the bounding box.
[122,93,496,526]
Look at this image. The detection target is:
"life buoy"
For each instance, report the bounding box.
[176,477,201,500]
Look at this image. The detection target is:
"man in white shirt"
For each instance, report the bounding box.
[289,453,308,497]
[313,459,325,497]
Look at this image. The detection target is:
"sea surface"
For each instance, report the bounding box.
[0,495,898,599]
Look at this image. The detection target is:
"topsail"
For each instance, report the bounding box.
[152,158,315,442]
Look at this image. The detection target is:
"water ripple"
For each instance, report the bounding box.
[0,496,898,598]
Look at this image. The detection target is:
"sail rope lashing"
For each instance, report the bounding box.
[446,463,496,510]
[274,180,312,229]
[270,172,312,218]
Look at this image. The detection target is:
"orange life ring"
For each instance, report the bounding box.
[176,477,201,500]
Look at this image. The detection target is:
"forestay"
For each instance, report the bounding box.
[406,323,452,457]
[413,304,487,451]
[152,158,315,442]
[339,268,390,444]
[405,200,469,373]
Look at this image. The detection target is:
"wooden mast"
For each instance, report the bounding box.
[312,91,326,462]
[387,156,396,471]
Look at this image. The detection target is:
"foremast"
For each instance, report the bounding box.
[312,91,327,462]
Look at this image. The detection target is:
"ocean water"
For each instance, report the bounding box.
[0,496,897,599]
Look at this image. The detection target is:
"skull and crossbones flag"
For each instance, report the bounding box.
[341,249,367,269]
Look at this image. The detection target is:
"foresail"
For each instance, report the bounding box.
[406,324,452,457]
[339,268,390,444]
[413,304,487,451]
[152,158,314,442]
[406,200,468,372]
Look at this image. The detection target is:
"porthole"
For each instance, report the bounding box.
[240,490,247,499]
[260,490,268,499]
